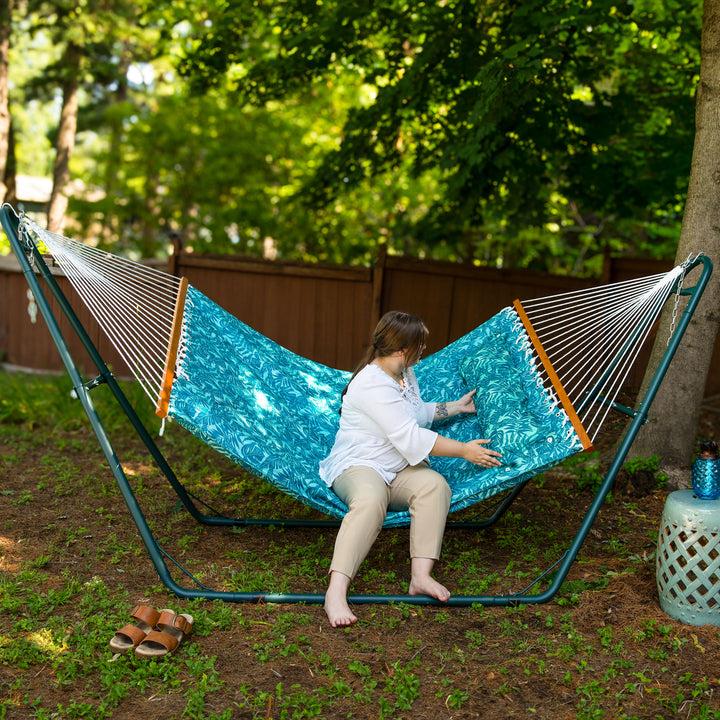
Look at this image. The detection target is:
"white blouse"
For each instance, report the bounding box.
[319,363,438,487]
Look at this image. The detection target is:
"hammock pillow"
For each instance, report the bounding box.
[458,333,571,469]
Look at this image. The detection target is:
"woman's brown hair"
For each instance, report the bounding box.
[340,311,428,409]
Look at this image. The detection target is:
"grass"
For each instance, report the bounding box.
[1,370,720,719]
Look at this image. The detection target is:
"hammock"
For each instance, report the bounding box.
[1,204,712,606]
[166,291,586,525]
[12,212,699,526]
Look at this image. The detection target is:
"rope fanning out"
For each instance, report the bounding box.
[518,266,683,441]
[19,216,184,405]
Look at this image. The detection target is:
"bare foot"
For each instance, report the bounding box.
[409,557,451,602]
[324,571,357,627]
[408,575,451,602]
[324,592,358,627]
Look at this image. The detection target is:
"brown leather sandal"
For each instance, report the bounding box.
[109,605,161,654]
[135,609,194,659]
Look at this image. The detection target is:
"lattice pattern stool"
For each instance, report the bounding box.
[656,490,720,625]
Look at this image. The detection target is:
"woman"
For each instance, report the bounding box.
[319,311,502,627]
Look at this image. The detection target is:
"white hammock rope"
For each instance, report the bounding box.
[518,265,686,442]
[18,214,691,446]
[20,216,183,405]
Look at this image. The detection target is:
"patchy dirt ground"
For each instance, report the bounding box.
[1,398,719,719]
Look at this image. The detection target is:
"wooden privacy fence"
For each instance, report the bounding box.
[1,248,718,396]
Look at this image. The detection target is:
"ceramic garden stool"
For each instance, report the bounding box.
[656,490,720,626]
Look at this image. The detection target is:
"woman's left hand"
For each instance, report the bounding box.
[455,389,477,415]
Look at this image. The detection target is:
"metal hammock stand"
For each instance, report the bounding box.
[1,203,713,607]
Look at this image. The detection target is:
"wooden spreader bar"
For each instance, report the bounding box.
[155,277,189,419]
[513,299,594,452]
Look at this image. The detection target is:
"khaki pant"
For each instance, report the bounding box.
[329,462,452,580]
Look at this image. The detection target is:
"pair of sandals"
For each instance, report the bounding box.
[109,605,194,658]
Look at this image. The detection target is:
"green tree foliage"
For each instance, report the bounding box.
[3,0,702,272]
[13,1,165,230]
[178,0,700,272]
[7,28,59,179]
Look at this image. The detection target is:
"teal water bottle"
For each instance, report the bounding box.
[692,440,720,500]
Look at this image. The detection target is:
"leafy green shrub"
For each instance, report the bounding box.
[561,451,604,493]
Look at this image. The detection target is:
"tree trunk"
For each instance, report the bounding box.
[629,0,720,482]
[0,0,11,204]
[4,119,16,207]
[47,42,81,234]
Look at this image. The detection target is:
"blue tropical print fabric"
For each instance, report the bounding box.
[169,288,583,528]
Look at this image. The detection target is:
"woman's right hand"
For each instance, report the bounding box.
[462,439,502,468]
[430,435,502,466]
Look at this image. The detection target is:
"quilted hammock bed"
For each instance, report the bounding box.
[168,287,584,527]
